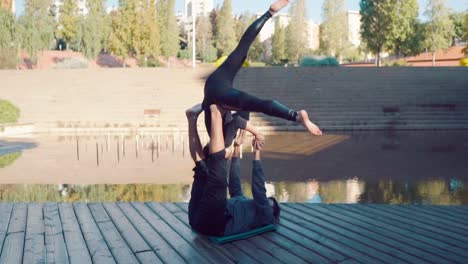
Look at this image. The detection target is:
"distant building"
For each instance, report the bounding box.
[184,0,213,18]
[346,10,361,47]
[52,0,88,21]
[258,13,320,50]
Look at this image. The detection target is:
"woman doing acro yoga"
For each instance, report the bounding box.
[202,0,323,137]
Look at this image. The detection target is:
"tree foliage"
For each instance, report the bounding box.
[196,15,216,62]
[271,17,286,64]
[424,0,454,65]
[0,9,18,68]
[215,0,236,57]
[57,0,79,49]
[18,0,54,62]
[285,0,308,64]
[449,11,467,45]
[321,0,348,58]
[109,0,161,62]
[360,0,419,66]
[158,0,179,57]
[79,0,111,59]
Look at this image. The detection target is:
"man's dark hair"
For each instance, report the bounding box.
[268,197,280,224]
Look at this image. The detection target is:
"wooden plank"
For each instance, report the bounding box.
[438,206,468,215]
[369,205,468,242]
[146,202,236,264]
[73,203,115,264]
[59,203,92,264]
[164,203,266,263]
[376,205,468,235]
[168,203,283,264]
[296,203,459,264]
[117,203,186,264]
[282,204,417,264]
[0,203,27,264]
[279,207,391,263]
[23,203,45,264]
[320,204,468,263]
[0,203,13,255]
[88,203,139,264]
[334,204,468,255]
[101,203,162,264]
[175,202,333,264]
[131,202,209,264]
[44,202,69,264]
[278,215,376,263]
[408,206,468,224]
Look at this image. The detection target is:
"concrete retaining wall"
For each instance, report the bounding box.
[1,67,467,133]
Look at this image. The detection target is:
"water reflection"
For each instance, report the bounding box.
[0,131,467,204]
[0,178,465,205]
[0,184,191,203]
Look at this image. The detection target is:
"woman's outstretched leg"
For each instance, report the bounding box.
[217,88,323,136]
[211,0,290,82]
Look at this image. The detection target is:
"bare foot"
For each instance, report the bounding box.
[298,110,323,136]
[269,0,289,15]
[185,103,203,120]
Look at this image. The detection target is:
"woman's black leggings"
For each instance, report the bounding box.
[202,11,298,133]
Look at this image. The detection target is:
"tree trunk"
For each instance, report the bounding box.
[432,51,435,67]
[376,47,381,67]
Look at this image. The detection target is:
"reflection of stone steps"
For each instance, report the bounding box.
[1,67,467,132]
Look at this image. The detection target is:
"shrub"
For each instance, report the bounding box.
[54,57,89,69]
[300,56,339,67]
[460,58,468,66]
[0,52,19,69]
[384,60,410,67]
[214,56,250,67]
[0,99,20,124]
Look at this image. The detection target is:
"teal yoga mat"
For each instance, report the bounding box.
[209,224,277,244]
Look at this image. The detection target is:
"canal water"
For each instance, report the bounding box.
[0,131,467,204]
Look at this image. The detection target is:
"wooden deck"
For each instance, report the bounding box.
[0,203,467,264]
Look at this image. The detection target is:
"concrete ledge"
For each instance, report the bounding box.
[0,123,35,137]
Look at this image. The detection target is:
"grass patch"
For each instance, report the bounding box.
[0,99,20,124]
[0,152,22,168]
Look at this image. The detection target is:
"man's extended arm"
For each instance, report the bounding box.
[228,131,245,197]
[251,140,273,223]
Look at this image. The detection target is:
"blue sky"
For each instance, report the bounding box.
[15,0,468,23]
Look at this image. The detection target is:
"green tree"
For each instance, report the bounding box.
[196,15,216,62]
[80,0,111,59]
[424,0,454,66]
[321,0,348,59]
[215,0,236,57]
[271,17,286,64]
[360,0,419,66]
[464,13,468,54]
[387,0,419,58]
[449,11,467,45]
[398,21,426,57]
[0,9,18,69]
[158,0,179,57]
[285,0,308,64]
[136,0,161,62]
[109,0,161,64]
[17,0,54,64]
[57,0,79,49]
